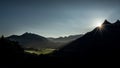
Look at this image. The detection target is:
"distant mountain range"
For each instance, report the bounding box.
[7,32,83,49]
[48,34,83,43]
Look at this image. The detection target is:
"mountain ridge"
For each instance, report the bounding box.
[7,32,56,49]
[7,32,83,49]
[48,34,83,43]
[54,20,120,58]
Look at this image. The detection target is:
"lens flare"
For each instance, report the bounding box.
[96,23,102,27]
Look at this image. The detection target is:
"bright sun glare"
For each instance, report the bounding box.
[96,23,102,27]
[94,19,103,28]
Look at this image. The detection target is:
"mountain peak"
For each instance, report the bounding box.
[21,32,49,41]
[102,20,111,25]
[54,19,120,57]
[21,32,41,38]
[114,20,120,24]
[22,32,33,35]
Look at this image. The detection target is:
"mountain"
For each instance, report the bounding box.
[7,32,58,49]
[48,34,83,43]
[53,20,120,64]
[7,32,83,49]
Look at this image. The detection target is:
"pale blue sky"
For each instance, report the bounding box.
[0,0,120,37]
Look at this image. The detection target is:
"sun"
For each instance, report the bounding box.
[94,19,103,28]
[96,23,102,27]
[93,18,104,29]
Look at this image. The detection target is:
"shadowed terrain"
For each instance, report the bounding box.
[52,20,120,65]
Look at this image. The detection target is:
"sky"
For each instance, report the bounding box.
[0,0,120,38]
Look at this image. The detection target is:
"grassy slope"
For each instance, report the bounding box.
[24,48,55,55]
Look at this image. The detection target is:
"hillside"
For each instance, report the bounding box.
[53,20,120,64]
[7,32,58,49]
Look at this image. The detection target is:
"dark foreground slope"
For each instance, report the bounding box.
[0,36,25,67]
[53,20,120,65]
[0,36,52,67]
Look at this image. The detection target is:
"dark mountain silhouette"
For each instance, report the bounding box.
[0,36,24,67]
[102,19,112,25]
[7,32,59,49]
[53,20,120,65]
